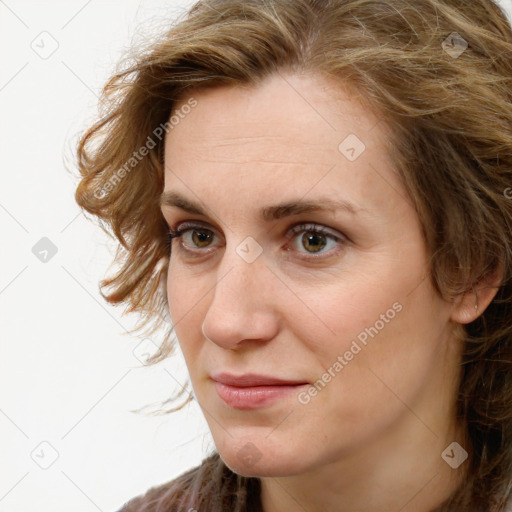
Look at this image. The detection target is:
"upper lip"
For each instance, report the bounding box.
[211,372,308,387]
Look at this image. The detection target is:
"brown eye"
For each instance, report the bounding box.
[190,229,214,248]
[301,232,328,253]
[169,223,221,255]
[288,223,346,259]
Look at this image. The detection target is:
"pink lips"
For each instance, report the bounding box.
[211,373,308,409]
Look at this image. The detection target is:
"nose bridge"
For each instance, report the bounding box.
[201,240,277,348]
[216,235,267,300]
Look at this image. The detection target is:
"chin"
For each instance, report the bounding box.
[215,433,309,478]
[221,452,301,478]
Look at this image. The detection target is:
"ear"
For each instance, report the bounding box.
[450,262,503,325]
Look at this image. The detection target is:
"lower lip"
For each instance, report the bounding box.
[214,381,307,409]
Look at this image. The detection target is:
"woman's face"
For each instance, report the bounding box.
[161,71,463,477]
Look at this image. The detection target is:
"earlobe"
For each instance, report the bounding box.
[450,263,503,325]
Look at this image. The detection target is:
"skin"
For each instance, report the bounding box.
[160,71,499,512]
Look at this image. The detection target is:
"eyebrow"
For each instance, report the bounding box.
[160,191,369,221]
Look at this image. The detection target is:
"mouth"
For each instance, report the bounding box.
[210,372,309,410]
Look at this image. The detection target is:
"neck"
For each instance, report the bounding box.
[260,412,467,512]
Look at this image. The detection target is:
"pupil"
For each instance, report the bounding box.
[302,232,326,252]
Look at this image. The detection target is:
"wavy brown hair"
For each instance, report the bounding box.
[73,0,512,510]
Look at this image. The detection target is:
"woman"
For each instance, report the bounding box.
[74,0,512,510]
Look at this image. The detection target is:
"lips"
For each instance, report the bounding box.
[210,373,309,409]
[211,372,308,387]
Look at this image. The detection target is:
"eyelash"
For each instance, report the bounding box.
[165,221,346,261]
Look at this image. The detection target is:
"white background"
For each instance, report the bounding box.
[1,1,511,511]
[0,2,211,512]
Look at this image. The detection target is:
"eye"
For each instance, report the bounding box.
[167,221,220,256]
[166,221,346,260]
[286,223,345,258]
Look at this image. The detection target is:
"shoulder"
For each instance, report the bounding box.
[114,453,217,512]
[114,452,261,512]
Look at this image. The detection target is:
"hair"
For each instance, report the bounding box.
[73,0,512,510]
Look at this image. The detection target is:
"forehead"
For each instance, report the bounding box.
[162,72,403,219]
[166,72,382,154]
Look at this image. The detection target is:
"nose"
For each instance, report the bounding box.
[201,245,280,350]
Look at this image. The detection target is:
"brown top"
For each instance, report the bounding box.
[115,452,262,512]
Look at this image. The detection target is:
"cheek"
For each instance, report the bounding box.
[286,272,403,363]
[166,268,182,326]
[317,287,448,415]
[166,266,205,349]
[296,266,443,387]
